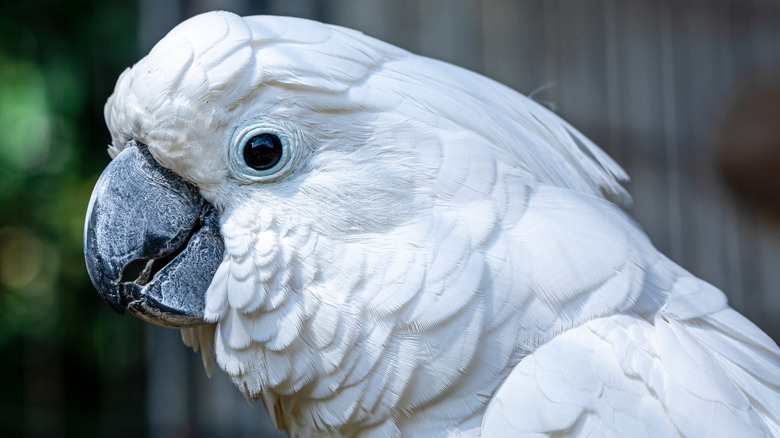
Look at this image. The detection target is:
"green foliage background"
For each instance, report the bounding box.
[0,1,148,436]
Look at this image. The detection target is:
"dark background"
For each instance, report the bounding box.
[1,0,778,436]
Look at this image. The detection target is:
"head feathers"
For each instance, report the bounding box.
[105,11,629,209]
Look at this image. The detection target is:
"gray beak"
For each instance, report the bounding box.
[84,142,224,328]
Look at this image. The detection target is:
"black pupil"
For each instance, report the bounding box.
[244,133,283,171]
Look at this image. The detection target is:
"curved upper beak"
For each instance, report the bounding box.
[84,142,224,328]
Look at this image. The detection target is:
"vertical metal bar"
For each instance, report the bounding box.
[543,0,559,106]
[603,0,622,164]
[659,0,684,263]
[716,0,746,312]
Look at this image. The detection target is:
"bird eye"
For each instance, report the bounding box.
[243,133,283,171]
[229,123,297,182]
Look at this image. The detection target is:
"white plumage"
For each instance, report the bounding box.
[104,11,780,437]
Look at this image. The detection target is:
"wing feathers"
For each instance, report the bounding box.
[484,308,780,437]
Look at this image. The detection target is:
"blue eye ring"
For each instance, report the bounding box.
[229,123,295,182]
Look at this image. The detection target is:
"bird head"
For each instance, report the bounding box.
[84,10,630,422]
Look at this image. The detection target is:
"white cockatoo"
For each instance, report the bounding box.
[84,11,780,437]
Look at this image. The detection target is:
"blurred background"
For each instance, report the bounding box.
[1,0,778,436]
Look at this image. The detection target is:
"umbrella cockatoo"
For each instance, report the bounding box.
[84,11,780,438]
